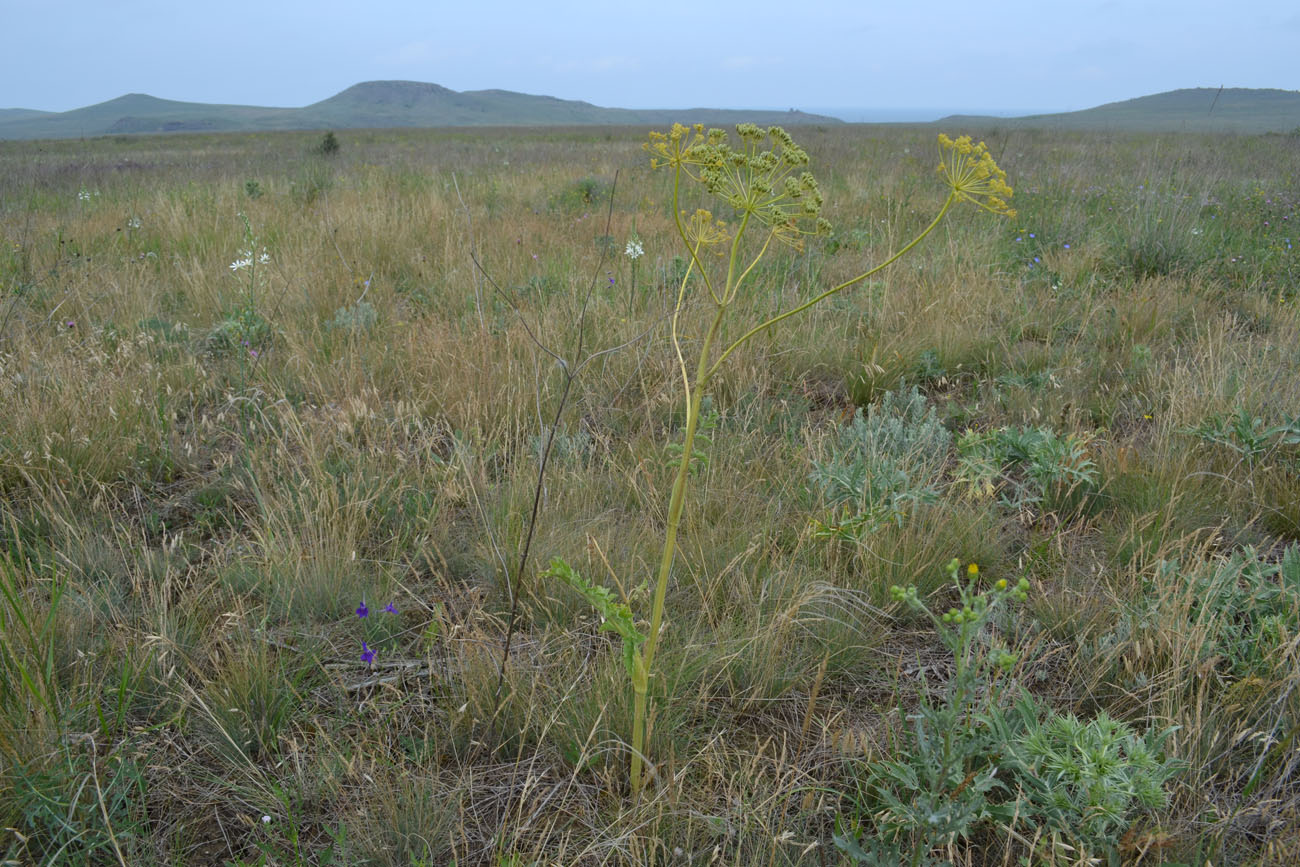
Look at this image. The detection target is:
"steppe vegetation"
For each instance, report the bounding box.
[1,123,1298,865]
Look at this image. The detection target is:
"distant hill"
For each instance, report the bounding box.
[0,108,53,121]
[940,88,1300,133]
[0,93,298,139]
[0,81,841,140]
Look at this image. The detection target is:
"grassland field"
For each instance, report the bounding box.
[1,123,1298,865]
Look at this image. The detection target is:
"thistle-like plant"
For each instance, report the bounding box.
[836,560,1028,866]
[561,124,1014,795]
[836,562,1178,865]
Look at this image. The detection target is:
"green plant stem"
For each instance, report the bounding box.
[631,302,727,795]
[723,211,754,304]
[706,192,957,380]
[729,230,776,306]
[628,658,650,799]
[670,166,719,303]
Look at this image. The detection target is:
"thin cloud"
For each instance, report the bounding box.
[380,41,435,66]
[554,56,640,74]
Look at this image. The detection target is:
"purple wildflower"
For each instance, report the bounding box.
[356,601,369,618]
[360,642,375,664]
[384,602,397,614]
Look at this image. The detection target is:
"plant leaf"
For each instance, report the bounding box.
[545,558,645,678]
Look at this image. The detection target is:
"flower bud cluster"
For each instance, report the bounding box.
[897,560,1032,627]
[1004,577,1031,603]
[943,604,979,624]
[990,648,1018,671]
[889,583,920,604]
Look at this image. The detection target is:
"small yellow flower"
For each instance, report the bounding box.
[996,578,1007,590]
[681,209,731,249]
[967,562,979,577]
[937,134,1016,217]
[644,123,710,170]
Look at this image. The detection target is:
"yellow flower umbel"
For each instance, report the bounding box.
[680,208,731,251]
[937,134,1016,217]
[645,122,715,171]
[647,123,831,252]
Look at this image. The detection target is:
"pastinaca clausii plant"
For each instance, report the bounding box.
[553,124,1015,795]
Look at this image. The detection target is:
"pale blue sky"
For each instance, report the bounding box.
[5,0,1298,119]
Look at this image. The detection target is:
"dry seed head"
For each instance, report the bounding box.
[782,143,809,166]
[752,151,779,172]
[768,126,794,148]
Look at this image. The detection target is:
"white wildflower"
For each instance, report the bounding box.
[624,239,644,260]
[230,247,265,271]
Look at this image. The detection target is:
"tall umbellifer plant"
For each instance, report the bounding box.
[554,125,1016,796]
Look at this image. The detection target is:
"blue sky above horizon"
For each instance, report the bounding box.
[4,1,1297,120]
